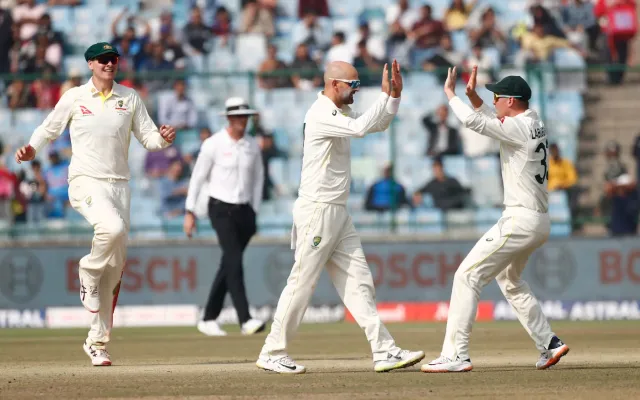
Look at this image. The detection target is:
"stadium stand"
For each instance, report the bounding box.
[2,0,616,239]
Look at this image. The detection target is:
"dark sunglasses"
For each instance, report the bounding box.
[94,55,119,65]
[329,78,361,89]
[493,93,522,101]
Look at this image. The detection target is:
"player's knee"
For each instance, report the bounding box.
[100,219,126,243]
[500,278,527,296]
[453,268,472,288]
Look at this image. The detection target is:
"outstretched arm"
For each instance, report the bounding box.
[444,66,525,145]
[313,61,405,138]
[16,88,76,163]
[366,59,403,133]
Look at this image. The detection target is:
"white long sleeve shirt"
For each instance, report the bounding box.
[449,96,549,213]
[28,79,171,181]
[298,91,400,205]
[185,128,264,212]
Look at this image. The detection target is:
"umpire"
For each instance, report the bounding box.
[184,97,266,336]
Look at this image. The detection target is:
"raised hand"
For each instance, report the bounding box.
[15,145,36,164]
[381,63,390,95]
[444,66,458,100]
[390,59,403,98]
[160,125,176,143]
[465,65,478,97]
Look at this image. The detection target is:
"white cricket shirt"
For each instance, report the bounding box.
[29,79,171,181]
[449,96,549,213]
[298,91,400,205]
[185,128,264,212]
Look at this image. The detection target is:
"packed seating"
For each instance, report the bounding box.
[1,0,593,238]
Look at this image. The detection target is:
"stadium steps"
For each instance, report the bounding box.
[576,76,640,225]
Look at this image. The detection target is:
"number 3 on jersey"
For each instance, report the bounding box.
[534,140,548,184]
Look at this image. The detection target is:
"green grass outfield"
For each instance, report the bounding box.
[1,321,639,399]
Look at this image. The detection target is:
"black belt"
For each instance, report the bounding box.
[210,197,250,209]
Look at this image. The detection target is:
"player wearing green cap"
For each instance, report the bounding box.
[422,66,569,373]
[14,42,177,367]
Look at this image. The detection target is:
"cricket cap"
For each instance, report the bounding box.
[486,75,532,101]
[84,42,120,61]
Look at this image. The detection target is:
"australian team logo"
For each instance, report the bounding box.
[312,236,322,247]
[115,99,128,114]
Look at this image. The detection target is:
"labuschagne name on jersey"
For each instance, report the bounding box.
[531,126,546,140]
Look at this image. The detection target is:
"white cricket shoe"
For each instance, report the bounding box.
[80,279,99,313]
[197,320,227,336]
[241,319,266,335]
[421,355,473,373]
[374,349,425,372]
[256,354,306,374]
[536,336,570,370]
[83,340,112,366]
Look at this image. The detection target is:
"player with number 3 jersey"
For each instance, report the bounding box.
[421,66,569,373]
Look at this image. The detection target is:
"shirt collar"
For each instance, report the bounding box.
[222,127,249,146]
[86,78,121,97]
[317,91,351,114]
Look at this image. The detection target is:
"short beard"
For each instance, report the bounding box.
[340,90,353,104]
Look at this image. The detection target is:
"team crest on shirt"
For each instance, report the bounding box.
[85,196,92,207]
[312,236,322,248]
[115,99,129,114]
[115,99,128,111]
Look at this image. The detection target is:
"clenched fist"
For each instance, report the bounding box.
[15,145,36,164]
[160,125,176,143]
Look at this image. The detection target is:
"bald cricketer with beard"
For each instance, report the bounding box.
[256,60,425,374]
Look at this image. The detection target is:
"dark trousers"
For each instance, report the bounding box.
[608,38,630,85]
[203,197,257,324]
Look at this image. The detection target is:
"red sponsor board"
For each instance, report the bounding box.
[344,301,494,323]
[366,252,464,288]
[66,257,198,293]
[599,250,640,283]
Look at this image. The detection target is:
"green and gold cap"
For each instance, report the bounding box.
[84,42,120,61]
[485,76,532,101]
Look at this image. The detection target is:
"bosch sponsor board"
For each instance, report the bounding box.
[1,237,640,310]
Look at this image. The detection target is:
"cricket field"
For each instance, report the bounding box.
[0,321,639,399]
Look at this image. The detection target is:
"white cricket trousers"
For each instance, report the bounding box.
[69,176,130,344]
[261,198,400,361]
[441,207,555,360]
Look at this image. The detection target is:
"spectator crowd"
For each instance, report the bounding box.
[0,0,637,235]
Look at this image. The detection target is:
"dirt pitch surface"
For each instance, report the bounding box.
[0,321,639,399]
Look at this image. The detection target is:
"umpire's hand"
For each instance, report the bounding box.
[184,211,197,238]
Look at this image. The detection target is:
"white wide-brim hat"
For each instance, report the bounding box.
[221,97,259,116]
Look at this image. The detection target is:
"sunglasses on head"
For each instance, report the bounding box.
[94,55,119,65]
[329,78,361,89]
[493,93,522,101]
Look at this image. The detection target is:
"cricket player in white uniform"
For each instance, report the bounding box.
[421,66,569,373]
[15,42,176,366]
[256,60,424,374]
